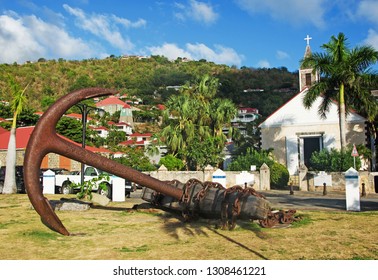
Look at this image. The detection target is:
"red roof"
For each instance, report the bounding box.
[96,96,129,107]
[0,127,8,134]
[119,139,145,146]
[0,126,34,149]
[0,126,112,154]
[239,107,258,113]
[64,113,93,121]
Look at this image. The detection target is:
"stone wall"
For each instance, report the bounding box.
[145,165,269,190]
[298,168,376,194]
[0,149,26,166]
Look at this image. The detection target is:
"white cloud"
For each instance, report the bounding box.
[112,15,146,28]
[148,43,192,59]
[186,43,243,65]
[235,0,326,28]
[276,50,289,60]
[0,13,93,63]
[257,60,270,68]
[147,42,244,66]
[363,29,378,50]
[174,0,219,25]
[63,4,145,52]
[357,0,378,25]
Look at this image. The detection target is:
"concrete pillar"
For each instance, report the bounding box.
[42,169,56,194]
[259,163,270,190]
[345,167,360,211]
[299,164,309,191]
[212,169,226,188]
[204,165,214,182]
[112,177,125,202]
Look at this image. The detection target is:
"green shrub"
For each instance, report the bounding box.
[226,148,274,171]
[270,162,290,189]
[310,147,361,172]
[159,154,185,171]
[227,148,289,188]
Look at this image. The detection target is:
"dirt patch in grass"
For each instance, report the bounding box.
[0,193,377,260]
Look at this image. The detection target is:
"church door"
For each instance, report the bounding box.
[303,137,321,167]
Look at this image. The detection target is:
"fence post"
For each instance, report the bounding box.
[42,169,55,194]
[299,164,308,191]
[259,163,270,190]
[345,167,360,211]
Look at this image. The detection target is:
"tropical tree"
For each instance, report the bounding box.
[160,75,237,170]
[2,77,29,194]
[301,32,378,151]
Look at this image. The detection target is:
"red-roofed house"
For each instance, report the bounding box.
[91,126,109,138]
[96,96,134,127]
[0,126,114,171]
[113,122,133,135]
[119,133,152,148]
[96,96,130,115]
[129,133,152,142]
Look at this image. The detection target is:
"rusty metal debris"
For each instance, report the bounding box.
[24,87,298,236]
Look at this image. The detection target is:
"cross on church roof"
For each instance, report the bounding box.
[304,35,312,45]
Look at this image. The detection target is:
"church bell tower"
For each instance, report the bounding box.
[299,35,319,91]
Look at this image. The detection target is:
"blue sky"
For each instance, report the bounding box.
[1,0,377,71]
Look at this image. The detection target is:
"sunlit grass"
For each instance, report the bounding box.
[0,194,377,260]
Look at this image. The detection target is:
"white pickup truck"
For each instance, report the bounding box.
[54,166,135,198]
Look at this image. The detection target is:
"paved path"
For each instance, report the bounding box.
[260,190,378,211]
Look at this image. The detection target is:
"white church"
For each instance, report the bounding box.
[258,36,367,175]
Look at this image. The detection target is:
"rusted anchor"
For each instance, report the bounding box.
[24,88,183,236]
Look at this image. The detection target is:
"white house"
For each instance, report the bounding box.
[113,122,133,135]
[91,126,109,138]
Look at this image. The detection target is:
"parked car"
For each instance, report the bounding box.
[54,166,135,198]
[0,166,26,193]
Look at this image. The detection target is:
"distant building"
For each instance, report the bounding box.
[113,122,133,135]
[229,107,260,136]
[96,96,134,127]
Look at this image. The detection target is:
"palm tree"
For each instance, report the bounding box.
[2,77,29,194]
[160,93,203,160]
[301,32,378,151]
[160,75,237,170]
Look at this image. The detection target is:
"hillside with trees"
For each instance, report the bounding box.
[0,56,299,117]
[0,57,300,173]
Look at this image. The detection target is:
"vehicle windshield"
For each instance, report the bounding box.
[97,169,112,176]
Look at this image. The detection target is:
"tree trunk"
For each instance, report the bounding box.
[339,83,347,151]
[3,127,17,194]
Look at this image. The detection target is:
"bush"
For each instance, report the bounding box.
[310,147,361,172]
[270,162,290,189]
[227,148,289,189]
[226,148,274,171]
[159,154,185,171]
